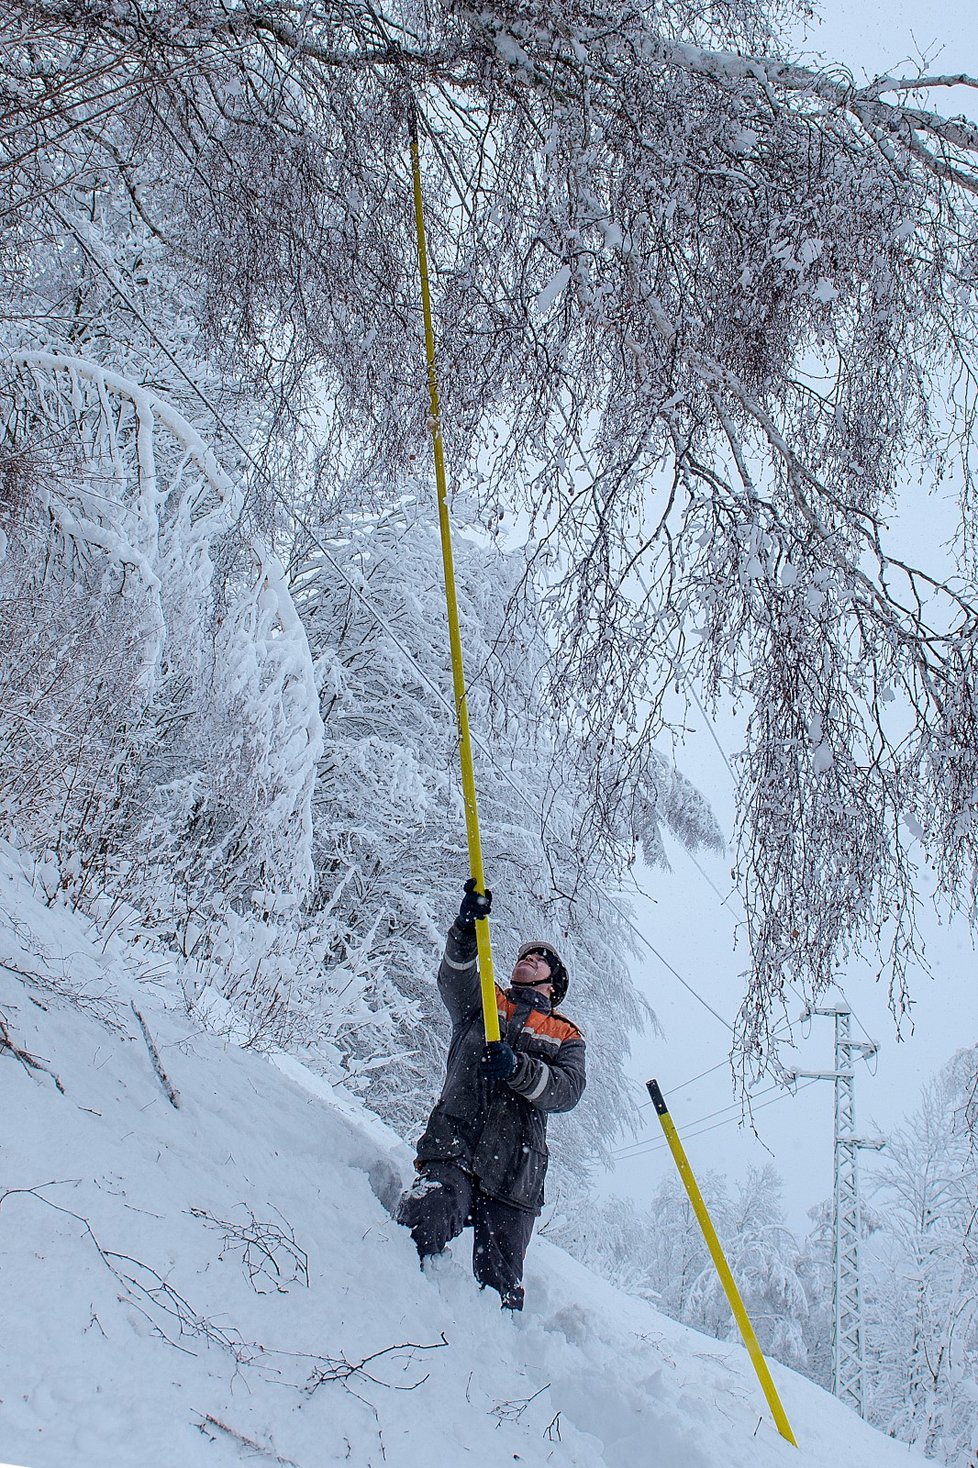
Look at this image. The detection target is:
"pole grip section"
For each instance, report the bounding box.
[409,106,499,1044]
[646,1079,798,1447]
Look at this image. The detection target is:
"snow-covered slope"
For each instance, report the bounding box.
[0,849,923,1468]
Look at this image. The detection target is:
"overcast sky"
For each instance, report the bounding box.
[608,0,978,1236]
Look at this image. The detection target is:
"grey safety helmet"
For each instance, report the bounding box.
[516,939,569,1007]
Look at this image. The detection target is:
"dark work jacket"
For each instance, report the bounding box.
[414,920,586,1213]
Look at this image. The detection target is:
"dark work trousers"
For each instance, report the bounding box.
[397,1160,536,1309]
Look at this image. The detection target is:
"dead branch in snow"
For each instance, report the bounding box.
[0,1182,251,1361]
[189,1203,309,1293]
[490,1382,550,1427]
[302,1333,450,1394]
[192,1413,299,1466]
[131,1002,181,1109]
[0,1006,64,1091]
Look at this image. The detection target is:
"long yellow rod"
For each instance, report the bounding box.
[408,104,500,1043]
[646,1080,799,1447]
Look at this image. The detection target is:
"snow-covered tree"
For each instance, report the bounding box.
[289,497,723,1176]
[1,342,719,1175]
[680,1165,811,1368]
[4,0,978,1067]
[797,1199,834,1393]
[864,1047,978,1465]
[550,1165,816,1370]
[0,353,321,918]
[544,1174,714,1313]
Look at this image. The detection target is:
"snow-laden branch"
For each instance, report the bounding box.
[5,0,978,1071]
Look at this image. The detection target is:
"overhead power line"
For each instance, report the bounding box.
[612,1077,822,1164]
[614,1076,787,1157]
[634,1012,800,1111]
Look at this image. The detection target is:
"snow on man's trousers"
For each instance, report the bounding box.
[397,1160,535,1310]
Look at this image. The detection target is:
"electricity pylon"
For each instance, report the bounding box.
[786,1004,884,1417]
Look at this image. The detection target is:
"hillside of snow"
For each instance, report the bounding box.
[0,846,926,1468]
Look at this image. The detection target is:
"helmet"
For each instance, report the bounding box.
[516,940,569,1007]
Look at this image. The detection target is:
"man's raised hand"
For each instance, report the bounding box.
[457,876,492,931]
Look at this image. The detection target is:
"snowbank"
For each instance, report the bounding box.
[0,847,924,1467]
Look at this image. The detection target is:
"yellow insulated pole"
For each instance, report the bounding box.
[408,102,500,1043]
[646,1079,799,1448]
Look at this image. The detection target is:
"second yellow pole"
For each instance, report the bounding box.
[646,1079,798,1447]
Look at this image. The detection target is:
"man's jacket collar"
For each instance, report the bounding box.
[505,984,552,1014]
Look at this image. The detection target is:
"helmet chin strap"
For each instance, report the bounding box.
[512,974,553,993]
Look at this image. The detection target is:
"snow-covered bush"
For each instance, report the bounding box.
[0,353,321,951]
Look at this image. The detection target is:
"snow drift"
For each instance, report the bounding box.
[0,845,925,1468]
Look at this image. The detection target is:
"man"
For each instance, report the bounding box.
[397,879,586,1310]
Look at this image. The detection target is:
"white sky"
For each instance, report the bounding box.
[797,0,978,112]
[608,0,978,1235]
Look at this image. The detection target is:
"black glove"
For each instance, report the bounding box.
[457,876,492,931]
[482,1040,518,1081]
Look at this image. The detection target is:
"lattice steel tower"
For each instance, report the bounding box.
[789,1004,884,1417]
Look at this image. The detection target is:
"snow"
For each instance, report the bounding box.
[812,278,839,304]
[535,266,572,315]
[0,845,927,1468]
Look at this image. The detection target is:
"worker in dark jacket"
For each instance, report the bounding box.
[397,879,586,1310]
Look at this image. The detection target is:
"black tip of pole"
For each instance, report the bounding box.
[403,88,419,144]
[646,1078,668,1115]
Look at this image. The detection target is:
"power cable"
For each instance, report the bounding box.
[686,674,739,785]
[614,1075,787,1156]
[629,932,732,1033]
[655,710,883,1079]
[617,676,879,1103]
[633,1010,800,1110]
[679,845,740,910]
[651,1055,730,1093]
[612,1078,822,1164]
